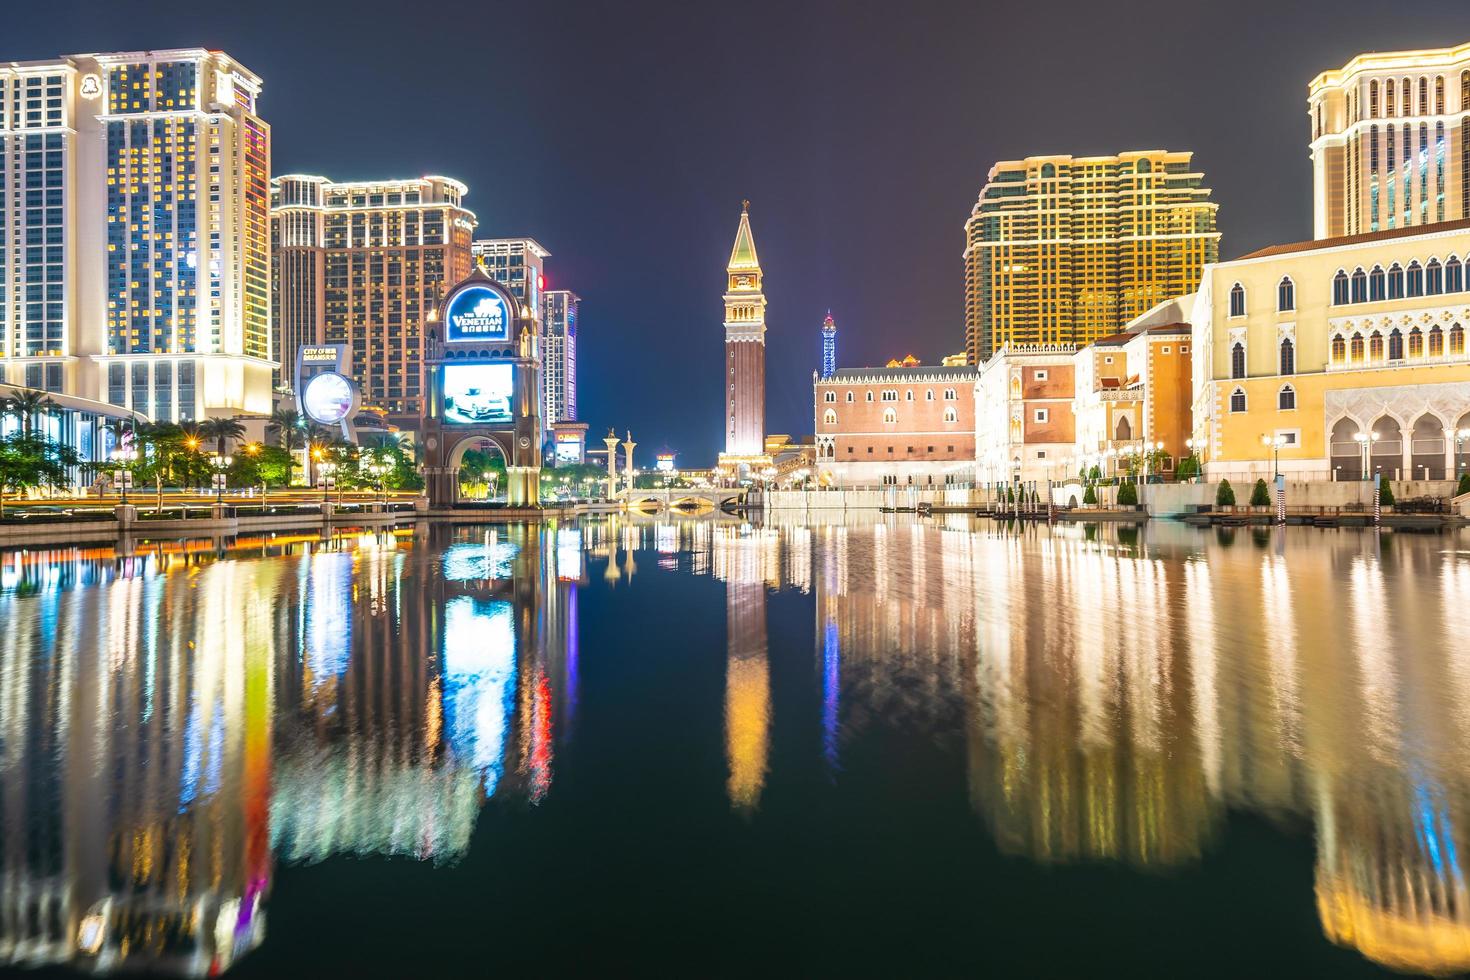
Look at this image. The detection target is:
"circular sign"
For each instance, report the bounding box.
[443,284,512,343]
[302,372,354,425]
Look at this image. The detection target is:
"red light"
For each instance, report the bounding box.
[537,274,545,290]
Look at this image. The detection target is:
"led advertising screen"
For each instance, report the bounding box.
[443,363,515,425]
[554,438,582,463]
[444,284,512,343]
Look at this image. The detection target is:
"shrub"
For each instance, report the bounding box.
[1378,476,1396,506]
[1459,472,1470,496]
[1176,455,1200,480]
[1116,481,1138,506]
[1250,478,1271,507]
[1216,479,1236,507]
[1083,484,1097,505]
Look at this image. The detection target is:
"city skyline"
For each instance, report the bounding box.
[4,1,1469,461]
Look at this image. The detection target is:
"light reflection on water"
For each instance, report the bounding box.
[0,520,1468,976]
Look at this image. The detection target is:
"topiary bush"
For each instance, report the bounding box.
[1216,479,1236,507]
[1250,478,1271,507]
[1458,472,1470,496]
[1116,481,1138,506]
[1083,484,1097,505]
[1378,476,1396,506]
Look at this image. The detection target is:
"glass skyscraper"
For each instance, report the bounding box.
[541,289,579,424]
[0,49,273,420]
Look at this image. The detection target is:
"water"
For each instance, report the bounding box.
[1,518,1469,977]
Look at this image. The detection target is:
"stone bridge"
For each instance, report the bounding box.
[617,487,748,513]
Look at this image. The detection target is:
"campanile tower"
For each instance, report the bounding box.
[722,201,767,460]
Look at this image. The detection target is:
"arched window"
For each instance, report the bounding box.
[1137,158,1152,174]
[824,390,836,402]
[1369,265,1386,301]
[1229,388,1246,413]
[1464,71,1470,111]
[882,407,897,423]
[1229,283,1246,317]
[1230,342,1246,379]
[1369,330,1385,360]
[1430,325,1445,356]
[1407,260,1424,297]
[1452,323,1466,355]
[865,391,873,402]
[1388,263,1405,299]
[1436,76,1446,114]
[1351,333,1366,361]
[1351,267,1368,303]
[1277,276,1295,312]
[1370,80,1380,116]
[943,388,957,400]
[1409,327,1424,357]
[925,389,934,401]
[1427,258,1444,294]
[1040,162,1056,178]
[845,391,854,402]
[1388,328,1404,360]
[1403,77,1413,116]
[943,407,958,423]
[823,409,837,425]
[1115,416,1133,440]
[1280,338,1295,375]
[905,390,914,401]
[1448,256,1464,292]
[1420,77,1429,115]
[1278,385,1296,411]
[1387,78,1396,116]
[1331,334,1347,362]
[1333,270,1350,305]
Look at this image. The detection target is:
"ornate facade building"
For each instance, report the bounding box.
[1190,220,1470,481]
[1309,39,1470,240]
[719,202,769,474]
[963,151,1219,364]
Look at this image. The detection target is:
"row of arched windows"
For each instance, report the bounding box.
[1228,384,1295,414]
[1331,256,1467,305]
[1329,323,1465,363]
[823,387,960,404]
[822,407,959,425]
[1358,73,1460,123]
[1230,278,1297,317]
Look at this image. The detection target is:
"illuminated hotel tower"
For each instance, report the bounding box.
[820,310,836,379]
[0,49,273,418]
[720,202,767,462]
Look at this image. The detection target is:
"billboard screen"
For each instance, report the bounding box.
[554,438,581,463]
[443,364,515,425]
[444,284,512,344]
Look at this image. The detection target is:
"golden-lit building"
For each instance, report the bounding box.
[963,151,1219,363]
[1190,220,1470,481]
[1309,39,1470,240]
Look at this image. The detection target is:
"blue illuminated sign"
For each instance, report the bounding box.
[444,284,512,343]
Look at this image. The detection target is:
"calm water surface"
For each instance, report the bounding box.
[2,518,1470,977]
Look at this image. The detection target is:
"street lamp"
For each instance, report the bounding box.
[1446,427,1470,477]
[1352,430,1380,480]
[1185,437,1202,483]
[365,456,390,505]
[110,445,137,504]
[210,453,232,504]
[1260,433,1286,479]
[318,460,337,504]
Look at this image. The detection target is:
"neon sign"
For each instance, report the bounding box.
[444,285,511,343]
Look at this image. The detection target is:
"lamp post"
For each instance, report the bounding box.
[1352,430,1380,480]
[210,453,232,505]
[1447,427,1470,478]
[1260,433,1285,479]
[111,446,137,504]
[318,460,336,505]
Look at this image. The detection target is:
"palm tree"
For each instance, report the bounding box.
[4,388,57,437]
[267,408,307,486]
[198,415,247,457]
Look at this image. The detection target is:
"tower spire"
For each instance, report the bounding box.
[728,202,760,271]
[720,202,767,462]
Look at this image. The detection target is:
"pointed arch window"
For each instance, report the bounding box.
[1331,334,1347,363]
[1369,265,1386,301]
[1229,387,1247,413]
[824,391,836,402]
[1388,263,1405,299]
[1409,327,1424,357]
[882,407,897,424]
[1351,267,1368,303]
[1351,333,1366,361]
[1407,260,1425,297]
[823,409,837,425]
[1388,328,1404,360]
[1333,270,1350,305]
[1369,330,1385,360]
[1277,276,1295,312]
[1447,257,1464,292]
[1430,325,1445,356]
[1279,338,1295,375]
[1428,258,1444,294]
[943,407,958,423]
[1229,283,1246,318]
[1452,323,1465,355]
[1278,385,1296,411]
[845,391,854,402]
[1230,342,1246,379]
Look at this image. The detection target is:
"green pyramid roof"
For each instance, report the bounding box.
[727,200,760,271]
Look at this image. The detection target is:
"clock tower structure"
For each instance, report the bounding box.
[718,202,770,475]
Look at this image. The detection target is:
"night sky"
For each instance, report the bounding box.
[10,1,1470,463]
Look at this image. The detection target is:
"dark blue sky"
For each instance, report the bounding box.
[11,0,1470,463]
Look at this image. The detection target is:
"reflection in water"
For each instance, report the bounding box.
[4,520,1470,975]
[0,526,579,975]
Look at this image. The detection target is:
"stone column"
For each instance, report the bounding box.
[623,433,637,494]
[603,433,620,499]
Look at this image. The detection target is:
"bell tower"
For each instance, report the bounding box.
[719,201,768,469]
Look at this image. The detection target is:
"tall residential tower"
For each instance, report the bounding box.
[270,175,475,424]
[962,150,1219,364]
[719,202,767,467]
[1309,40,1470,239]
[541,289,579,424]
[1,49,273,419]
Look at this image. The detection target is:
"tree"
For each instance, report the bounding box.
[1458,472,1470,496]
[1378,476,1396,507]
[267,408,307,485]
[1177,454,1201,480]
[1216,479,1236,507]
[1087,465,1102,483]
[198,415,247,457]
[1117,481,1138,506]
[133,422,186,508]
[2,388,57,437]
[1250,478,1271,507]
[0,432,81,518]
[1083,484,1097,505]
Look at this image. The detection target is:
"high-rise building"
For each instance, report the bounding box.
[720,202,767,464]
[820,311,836,379]
[1309,40,1470,240]
[270,175,475,423]
[541,289,579,424]
[962,150,1219,364]
[471,237,547,310]
[0,49,274,420]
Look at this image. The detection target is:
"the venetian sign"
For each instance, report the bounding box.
[445,285,512,343]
